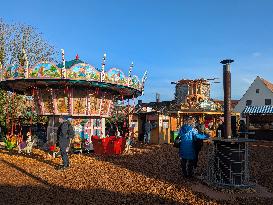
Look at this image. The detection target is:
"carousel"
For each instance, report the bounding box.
[0,50,147,154]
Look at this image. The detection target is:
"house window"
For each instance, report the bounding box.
[246,100,252,106]
[256,89,260,93]
[265,99,271,105]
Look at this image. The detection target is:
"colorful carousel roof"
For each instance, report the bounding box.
[56,55,84,68]
[0,54,147,99]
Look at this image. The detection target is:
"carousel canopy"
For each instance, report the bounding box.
[0,53,147,117]
[0,55,146,98]
[243,105,273,115]
[57,58,84,69]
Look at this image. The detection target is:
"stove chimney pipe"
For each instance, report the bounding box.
[220,59,234,138]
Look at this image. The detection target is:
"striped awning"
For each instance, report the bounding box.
[243,105,273,114]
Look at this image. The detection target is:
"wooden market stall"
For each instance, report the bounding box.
[129,102,240,144]
[169,110,240,139]
[243,105,273,140]
[129,111,171,144]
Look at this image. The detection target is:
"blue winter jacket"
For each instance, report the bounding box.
[178,124,209,160]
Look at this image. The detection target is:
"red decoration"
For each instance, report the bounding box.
[76,54,79,60]
[91,136,126,155]
[49,145,56,152]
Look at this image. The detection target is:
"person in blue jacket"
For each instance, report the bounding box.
[178,116,209,178]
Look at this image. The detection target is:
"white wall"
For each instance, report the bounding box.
[234,76,273,114]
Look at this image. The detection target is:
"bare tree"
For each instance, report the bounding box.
[0,19,58,66]
[0,19,13,65]
[0,19,58,130]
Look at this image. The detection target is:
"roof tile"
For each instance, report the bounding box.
[261,77,273,93]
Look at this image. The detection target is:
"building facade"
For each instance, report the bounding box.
[234,76,273,115]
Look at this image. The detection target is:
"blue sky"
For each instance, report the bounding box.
[1,0,273,102]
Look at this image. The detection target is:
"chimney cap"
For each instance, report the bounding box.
[220,59,234,64]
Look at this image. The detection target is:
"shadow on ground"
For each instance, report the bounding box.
[0,158,184,205]
[0,184,184,205]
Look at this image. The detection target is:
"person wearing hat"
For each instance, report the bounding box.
[57,116,75,170]
[178,116,209,178]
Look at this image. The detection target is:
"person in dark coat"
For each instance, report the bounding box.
[178,117,209,178]
[57,116,75,169]
[216,119,224,138]
[144,120,152,144]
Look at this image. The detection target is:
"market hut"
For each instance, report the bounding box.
[169,110,240,140]
[129,79,241,144]
[243,105,273,140]
[170,77,240,140]
[129,111,170,144]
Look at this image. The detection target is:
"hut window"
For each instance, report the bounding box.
[265,99,271,105]
[246,100,252,106]
[256,89,260,93]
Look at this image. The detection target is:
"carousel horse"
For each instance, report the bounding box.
[18,132,36,154]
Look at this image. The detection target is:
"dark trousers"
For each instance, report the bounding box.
[60,147,69,167]
[144,132,151,144]
[193,150,200,169]
[181,158,194,177]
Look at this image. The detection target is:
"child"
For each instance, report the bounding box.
[17,134,25,150]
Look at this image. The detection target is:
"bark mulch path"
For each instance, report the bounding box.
[0,141,272,205]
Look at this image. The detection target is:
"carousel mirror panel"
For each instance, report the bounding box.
[72,89,87,116]
[32,88,115,117]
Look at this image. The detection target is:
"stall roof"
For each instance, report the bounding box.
[243,105,273,114]
[169,110,224,115]
[169,110,240,115]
